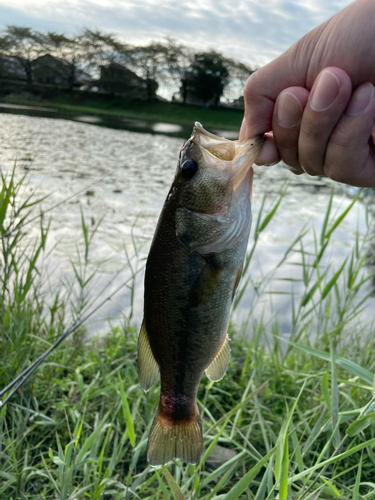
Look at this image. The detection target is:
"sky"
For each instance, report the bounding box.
[0,0,353,69]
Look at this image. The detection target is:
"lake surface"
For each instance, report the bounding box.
[0,108,374,337]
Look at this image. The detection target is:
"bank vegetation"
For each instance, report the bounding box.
[1,168,375,498]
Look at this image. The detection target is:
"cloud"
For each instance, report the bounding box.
[0,0,352,67]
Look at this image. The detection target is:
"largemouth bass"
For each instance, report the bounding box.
[138,122,263,466]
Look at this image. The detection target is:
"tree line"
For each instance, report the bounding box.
[0,25,256,105]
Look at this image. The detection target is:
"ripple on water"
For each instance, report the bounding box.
[0,112,373,336]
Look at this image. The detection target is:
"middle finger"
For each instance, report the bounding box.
[298,67,352,176]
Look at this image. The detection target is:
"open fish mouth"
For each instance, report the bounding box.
[192,122,263,191]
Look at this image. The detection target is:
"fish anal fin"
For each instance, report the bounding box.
[232,264,243,302]
[205,335,231,382]
[147,407,203,466]
[137,319,159,392]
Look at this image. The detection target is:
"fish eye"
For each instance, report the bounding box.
[181,159,199,180]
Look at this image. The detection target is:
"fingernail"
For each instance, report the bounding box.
[345,83,374,116]
[310,70,340,111]
[277,92,303,128]
[281,161,303,174]
[239,116,247,141]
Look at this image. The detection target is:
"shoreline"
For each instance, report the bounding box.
[0,92,244,132]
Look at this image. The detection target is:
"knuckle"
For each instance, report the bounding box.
[324,130,357,182]
[329,128,352,152]
[273,130,299,162]
[244,70,263,101]
[324,164,343,183]
[300,164,319,176]
[282,161,304,175]
[299,151,322,176]
[301,120,326,144]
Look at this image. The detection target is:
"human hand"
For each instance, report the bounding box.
[241,0,375,187]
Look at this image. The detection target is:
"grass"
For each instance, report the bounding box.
[1,167,375,499]
[1,90,244,131]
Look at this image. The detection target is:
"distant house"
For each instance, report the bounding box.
[31,54,94,89]
[75,69,94,89]
[32,54,71,85]
[0,55,26,81]
[98,62,151,99]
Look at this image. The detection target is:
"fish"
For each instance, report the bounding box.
[137,122,263,466]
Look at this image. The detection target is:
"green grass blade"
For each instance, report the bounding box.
[282,340,374,385]
[275,380,306,482]
[289,437,375,483]
[320,188,333,245]
[258,191,285,233]
[156,470,171,500]
[324,191,361,241]
[321,258,348,300]
[346,411,375,437]
[162,466,186,500]
[321,371,331,412]
[222,447,277,500]
[118,374,136,447]
[279,431,289,499]
[290,421,304,474]
[74,414,108,466]
[353,453,362,500]
[330,343,340,450]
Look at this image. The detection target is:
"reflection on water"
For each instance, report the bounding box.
[0,103,58,112]
[151,122,183,133]
[75,116,103,124]
[0,102,239,140]
[0,110,374,336]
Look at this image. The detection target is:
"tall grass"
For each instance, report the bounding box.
[1,170,375,499]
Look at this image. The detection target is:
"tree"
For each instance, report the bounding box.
[99,62,146,98]
[181,51,230,106]
[46,32,85,90]
[124,42,171,101]
[0,26,47,85]
[161,37,193,103]
[80,29,128,74]
[222,59,256,105]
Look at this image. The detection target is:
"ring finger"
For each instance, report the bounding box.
[298,67,352,176]
[272,87,310,173]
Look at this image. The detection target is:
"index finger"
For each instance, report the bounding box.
[243,39,314,139]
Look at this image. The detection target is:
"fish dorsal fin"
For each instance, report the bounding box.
[205,335,231,382]
[137,320,159,392]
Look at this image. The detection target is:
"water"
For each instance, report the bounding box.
[0,109,373,336]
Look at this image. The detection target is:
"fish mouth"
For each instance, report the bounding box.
[192,122,263,191]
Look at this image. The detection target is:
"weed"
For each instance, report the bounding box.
[1,172,375,499]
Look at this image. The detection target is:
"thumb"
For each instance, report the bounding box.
[243,33,317,138]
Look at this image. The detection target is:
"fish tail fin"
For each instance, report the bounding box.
[147,407,203,466]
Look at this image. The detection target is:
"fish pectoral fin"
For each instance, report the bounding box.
[137,319,159,392]
[205,335,231,382]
